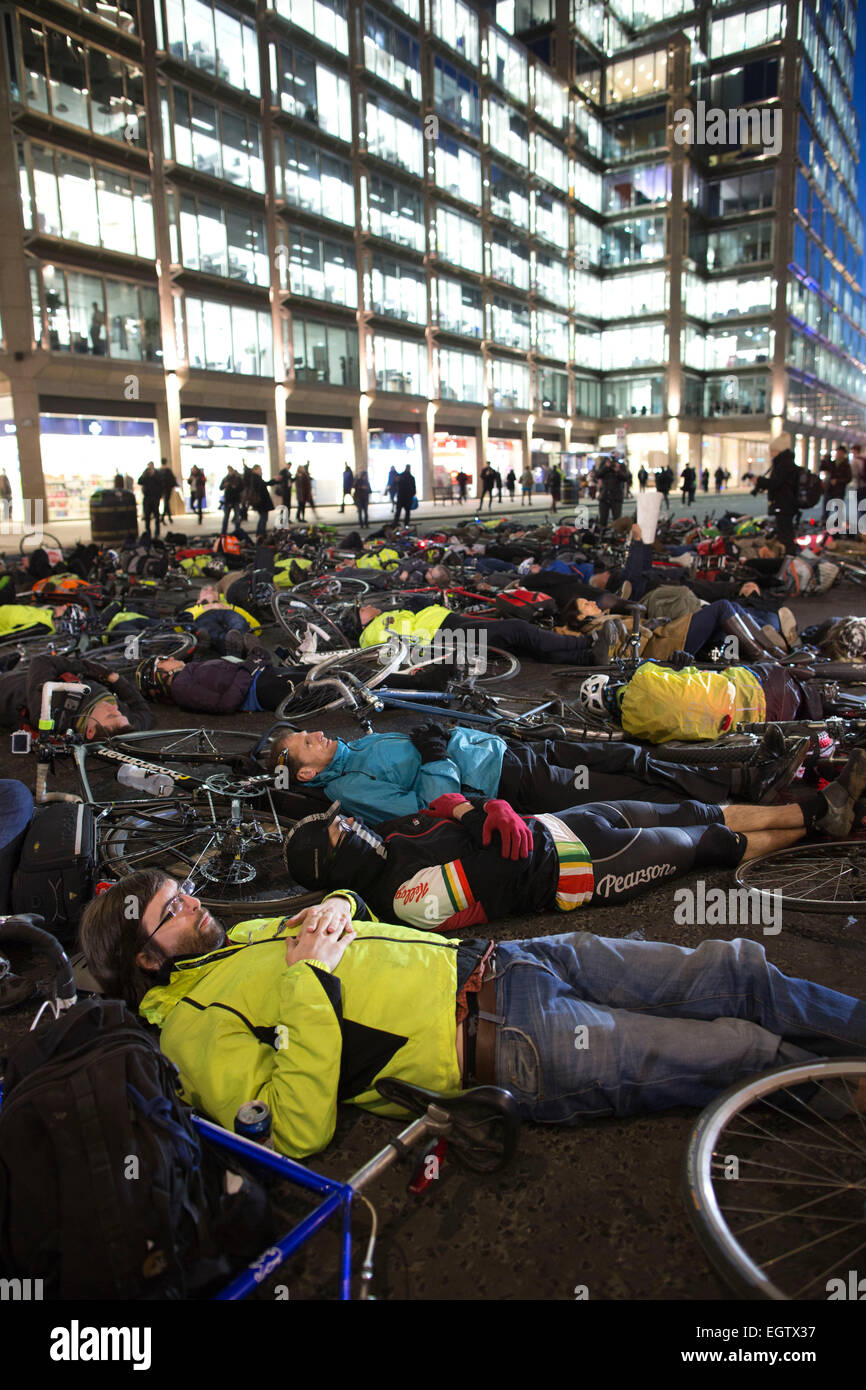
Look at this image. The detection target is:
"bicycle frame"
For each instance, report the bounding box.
[196,1104,451,1301]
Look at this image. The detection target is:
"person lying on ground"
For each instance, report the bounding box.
[135,646,305,715]
[267,720,807,824]
[79,876,866,1160]
[561,589,796,666]
[357,599,618,667]
[0,651,153,739]
[282,756,865,929]
[174,583,262,656]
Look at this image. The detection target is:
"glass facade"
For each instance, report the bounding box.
[3,0,866,519]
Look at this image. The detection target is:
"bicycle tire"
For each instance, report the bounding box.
[274,641,409,719]
[647,735,761,766]
[684,1058,866,1300]
[18,530,64,555]
[734,840,866,912]
[291,575,370,600]
[271,593,351,654]
[86,629,196,673]
[402,644,520,684]
[106,727,265,765]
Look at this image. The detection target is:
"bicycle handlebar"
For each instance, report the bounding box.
[0,915,76,1003]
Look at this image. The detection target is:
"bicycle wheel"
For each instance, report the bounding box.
[274,641,409,719]
[18,531,64,555]
[399,641,519,685]
[97,803,316,917]
[107,727,264,764]
[647,735,761,766]
[271,593,351,656]
[735,841,866,912]
[291,575,370,600]
[684,1058,866,1300]
[84,629,196,675]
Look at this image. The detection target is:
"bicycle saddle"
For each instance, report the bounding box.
[375,1079,521,1173]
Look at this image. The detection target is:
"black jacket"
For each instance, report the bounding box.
[355,804,568,930]
[765,450,800,512]
[596,461,627,502]
[138,470,163,504]
[395,471,416,505]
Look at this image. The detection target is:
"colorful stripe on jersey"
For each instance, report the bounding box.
[393,860,475,929]
[531,813,594,911]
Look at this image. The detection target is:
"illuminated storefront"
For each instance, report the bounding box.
[432,432,475,490]
[179,420,267,515]
[284,428,355,507]
[40,414,158,519]
[367,430,421,497]
[487,436,523,479]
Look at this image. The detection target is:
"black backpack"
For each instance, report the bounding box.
[798,469,823,509]
[12,803,96,945]
[0,998,274,1300]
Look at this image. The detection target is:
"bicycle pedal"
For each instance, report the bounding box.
[408,1137,448,1194]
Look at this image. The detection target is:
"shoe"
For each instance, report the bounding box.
[590,619,627,665]
[194,629,212,656]
[814,750,866,836]
[619,580,632,600]
[735,736,810,804]
[225,630,245,658]
[0,957,37,1014]
[760,625,787,653]
[778,606,798,650]
[757,723,787,760]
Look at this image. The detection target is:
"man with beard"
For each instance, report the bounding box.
[79,867,866,1160]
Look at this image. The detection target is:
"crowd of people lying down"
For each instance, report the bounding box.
[2,476,866,1165]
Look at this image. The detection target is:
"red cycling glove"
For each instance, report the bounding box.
[420,793,470,820]
[482,800,533,860]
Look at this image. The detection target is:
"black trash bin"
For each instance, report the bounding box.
[561,478,576,505]
[90,488,138,545]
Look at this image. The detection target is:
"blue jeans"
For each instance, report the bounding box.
[0,780,34,913]
[491,934,866,1122]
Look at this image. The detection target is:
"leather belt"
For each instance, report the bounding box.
[464,974,498,1087]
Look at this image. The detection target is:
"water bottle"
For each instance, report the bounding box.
[117,764,175,796]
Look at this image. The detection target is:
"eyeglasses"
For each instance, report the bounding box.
[144,878,196,942]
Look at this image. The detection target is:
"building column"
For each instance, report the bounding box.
[665,34,690,474]
[266,384,287,479]
[353,393,370,481]
[475,408,489,494]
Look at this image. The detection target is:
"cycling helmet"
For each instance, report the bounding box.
[283,802,386,893]
[135,654,173,701]
[578,672,610,716]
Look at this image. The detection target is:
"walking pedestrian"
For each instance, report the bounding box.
[354,468,371,528]
[138,462,163,538]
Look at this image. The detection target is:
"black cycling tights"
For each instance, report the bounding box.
[555,800,746,906]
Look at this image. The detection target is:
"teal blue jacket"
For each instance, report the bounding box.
[308,729,506,823]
